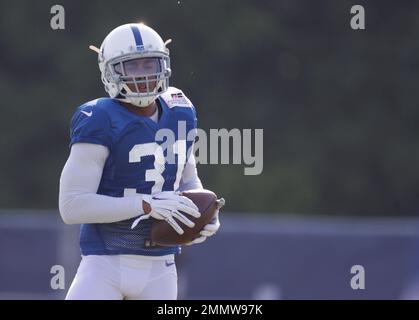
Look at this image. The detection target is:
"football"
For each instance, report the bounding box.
[150,189,221,246]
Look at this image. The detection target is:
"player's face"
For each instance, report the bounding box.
[114,58,160,93]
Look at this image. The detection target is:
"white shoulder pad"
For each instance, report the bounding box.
[160,87,194,109]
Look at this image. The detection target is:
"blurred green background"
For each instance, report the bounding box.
[1,0,418,216]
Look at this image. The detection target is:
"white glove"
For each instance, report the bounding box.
[186,198,224,245]
[131,191,201,235]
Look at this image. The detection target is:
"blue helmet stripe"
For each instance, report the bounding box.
[130,25,144,47]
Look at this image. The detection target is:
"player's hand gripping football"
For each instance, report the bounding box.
[131,191,201,235]
[186,197,225,245]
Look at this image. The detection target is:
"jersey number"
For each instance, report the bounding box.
[124,140,186,195]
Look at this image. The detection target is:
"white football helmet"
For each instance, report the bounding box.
[98,23,171,107]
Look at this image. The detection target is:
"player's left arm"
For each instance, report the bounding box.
[178,151,203,192]
[172,91,223,244]
[178,152,223,245]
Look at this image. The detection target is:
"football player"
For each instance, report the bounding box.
[58,23,221,300]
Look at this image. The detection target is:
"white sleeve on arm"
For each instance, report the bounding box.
[178,152,203,192]
[59,143,145,224]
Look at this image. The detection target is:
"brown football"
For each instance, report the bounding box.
[150,189,219,246]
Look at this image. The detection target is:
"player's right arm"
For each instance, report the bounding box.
[59,142,147,224]
[58,104,146,224]
[59,141,200,226]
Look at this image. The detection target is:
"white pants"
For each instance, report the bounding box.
[66,254,177,300]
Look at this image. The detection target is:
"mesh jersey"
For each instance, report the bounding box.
[69,87,197,256]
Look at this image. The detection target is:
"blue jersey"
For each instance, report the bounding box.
[69,87,197,256]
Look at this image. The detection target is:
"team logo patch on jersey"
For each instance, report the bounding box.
[171,92,183,99]
[169,92,189,104]
[165,91,191,108]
